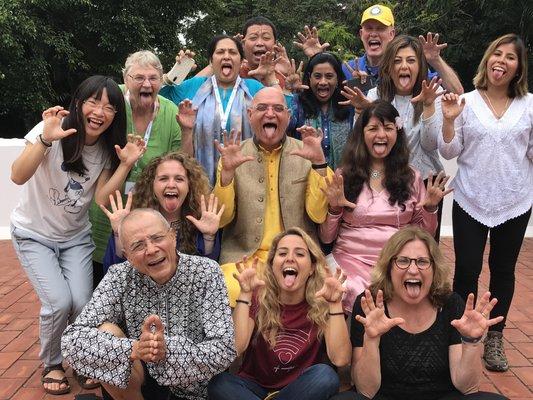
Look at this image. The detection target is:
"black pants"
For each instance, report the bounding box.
[330,390,508,399]
[452,201,531,332]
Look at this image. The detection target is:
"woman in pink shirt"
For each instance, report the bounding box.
[319,100,450,313]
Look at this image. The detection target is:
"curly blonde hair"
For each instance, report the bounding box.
[369,226,451,308]
[256,227,330,347]
[132,151,210,254]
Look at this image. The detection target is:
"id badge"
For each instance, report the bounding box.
[124,181,135,194]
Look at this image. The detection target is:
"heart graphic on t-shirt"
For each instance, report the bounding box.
[277,351,293,364]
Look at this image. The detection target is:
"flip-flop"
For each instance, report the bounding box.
[74,370,101,390]
[41,364,71,395]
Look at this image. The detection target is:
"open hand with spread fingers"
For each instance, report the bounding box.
[214,129,254,173]
[451,292,504,341]
[293,25,330,58]
[99,190,132,233]
[283,59,309,93]
[176,99,197,130]
[115,134,146,167]
[185,194,225,236]
[420,171,453,212]
[411,76,444,107]
[441,93,465,121]
[322,169,356,213]
[340,85,371,113]
[355,289,405,339]
[344,58,369,84]
[233,256,266,294]
[290,125,326,164]
[419,32,447,65]
[248,51,278,84]
[273,42,292,76]
[41,106,78,143]
[315,267,346,304]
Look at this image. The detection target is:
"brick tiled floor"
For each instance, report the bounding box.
[0,238,532,399]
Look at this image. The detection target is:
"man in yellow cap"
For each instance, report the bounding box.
[341,4,463,94]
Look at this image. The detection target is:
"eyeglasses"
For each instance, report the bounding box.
[128,228,171,254]
[83,99,117,116]
[253,103,287,113]
[393,256,432,270]
[128,74,161,84]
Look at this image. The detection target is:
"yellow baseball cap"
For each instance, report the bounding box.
[361,4,395,27]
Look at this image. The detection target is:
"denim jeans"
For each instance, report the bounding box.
[208,363,339,400]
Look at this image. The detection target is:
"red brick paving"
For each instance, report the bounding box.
[0,238,532,399]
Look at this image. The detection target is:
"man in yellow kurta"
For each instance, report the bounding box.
[213,87,332,306]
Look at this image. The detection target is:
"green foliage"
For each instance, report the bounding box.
[0,0,531,137]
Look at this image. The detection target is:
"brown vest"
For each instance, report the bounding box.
[220,137,318,264]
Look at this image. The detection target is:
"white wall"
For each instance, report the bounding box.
[0,139,531,239]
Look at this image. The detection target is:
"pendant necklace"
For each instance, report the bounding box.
[370,169,383,179]
[482,90,510,119]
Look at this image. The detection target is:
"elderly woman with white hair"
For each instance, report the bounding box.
[89,50,183,287]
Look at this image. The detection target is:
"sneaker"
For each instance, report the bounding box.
[483,331,509,372]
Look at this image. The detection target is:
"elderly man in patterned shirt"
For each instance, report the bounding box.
[61,208,235,400]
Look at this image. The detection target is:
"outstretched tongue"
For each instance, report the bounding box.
[163,195,180,213]
[264,124,277,137]
[493,69,504,80]
[284,274,296,287]
[405,282,421,298]
[399,76,410,87]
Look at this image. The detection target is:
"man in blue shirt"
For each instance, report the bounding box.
[301,4,463,94]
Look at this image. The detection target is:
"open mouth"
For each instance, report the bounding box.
[253,49,266,59]
[148,256,166,267]
[372,141,388,156]
[140,91,152,98]
[86,117,104,130]
[263,122,277,136]
[162,191,180,213]
[404,279,422,298]
[368,39,381,50]
[221,62,233,77]
[492,66,505,80]
[316,86,331,99]
[398,73,411,87]
[282,267,298,287]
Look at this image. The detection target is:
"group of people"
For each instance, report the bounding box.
[8,3,531,400]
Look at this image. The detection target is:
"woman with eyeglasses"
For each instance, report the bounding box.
[331,226,508,400]
[160,34,281,185]
[89,50,183,288]
[10,75,145,395]
[100,151,223,271]
[319,100,450,314]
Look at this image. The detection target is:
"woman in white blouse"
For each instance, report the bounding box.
[440,33,532,373]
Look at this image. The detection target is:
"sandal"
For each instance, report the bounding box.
[41,364,71,395]
[74,370,101,390]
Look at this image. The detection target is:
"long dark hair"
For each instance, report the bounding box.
[377,35,428,124]
[61,75,126,175]
[299,52,350,121]
[341,100,413,210]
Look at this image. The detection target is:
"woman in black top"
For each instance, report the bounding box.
[332,226,507,400]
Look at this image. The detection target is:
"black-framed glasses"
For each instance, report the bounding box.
[393,256,432,270]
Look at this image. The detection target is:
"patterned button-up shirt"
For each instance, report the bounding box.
[61,253,236,399]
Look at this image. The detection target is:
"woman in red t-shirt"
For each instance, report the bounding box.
[208,227,351,399]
